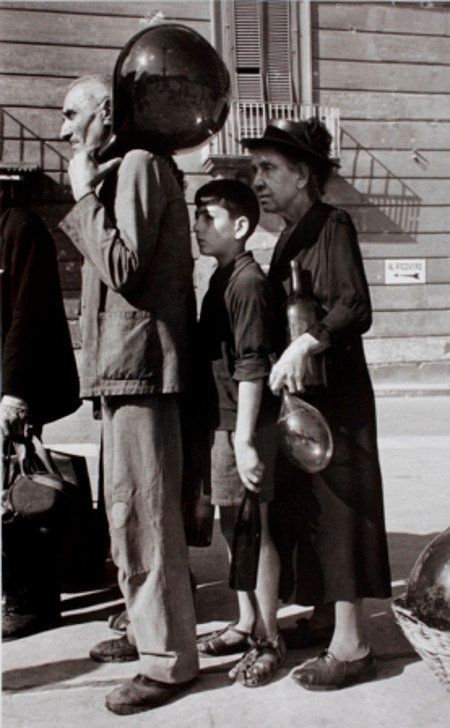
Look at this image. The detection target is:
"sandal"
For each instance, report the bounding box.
[197,621,253,656]
[229,633,286,687]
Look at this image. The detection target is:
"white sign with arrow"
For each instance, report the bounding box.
[384,259,426,285]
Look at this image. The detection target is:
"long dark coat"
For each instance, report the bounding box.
[1,206,80,426]
[268,200,392,605]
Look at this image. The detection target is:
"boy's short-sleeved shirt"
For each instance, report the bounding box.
[197,250,278,431]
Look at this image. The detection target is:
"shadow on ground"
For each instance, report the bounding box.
[2,657,99,691]
[12,526,431,693]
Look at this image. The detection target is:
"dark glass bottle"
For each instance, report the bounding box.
[183,493,215,547]
[229,489,261,591]
[180,397,215,548]
[285,258,326,387]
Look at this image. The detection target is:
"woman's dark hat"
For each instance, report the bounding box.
[241,118,340,168]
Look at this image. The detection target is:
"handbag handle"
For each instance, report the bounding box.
[2,438,15,490]
[15,435,60,478]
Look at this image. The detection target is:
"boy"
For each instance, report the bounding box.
[194,179,285,687]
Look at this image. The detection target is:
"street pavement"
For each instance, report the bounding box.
[2,395,450,728]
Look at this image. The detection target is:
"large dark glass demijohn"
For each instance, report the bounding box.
[108,23,230,156]
[406,527,450,630]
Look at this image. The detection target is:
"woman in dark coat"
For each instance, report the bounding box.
[243,119,391,690]
[1,189,80,639]
[1,203,80,429]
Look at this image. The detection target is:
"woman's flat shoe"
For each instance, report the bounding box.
[197,622,253,656]
[230,633,286,687]
[291,648,377,691]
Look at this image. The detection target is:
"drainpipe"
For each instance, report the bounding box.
[209,0,219,52]
[300,0,313,105]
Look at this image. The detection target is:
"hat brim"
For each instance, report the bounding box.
[241,134,340,168]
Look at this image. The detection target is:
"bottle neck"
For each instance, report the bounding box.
[290,259,303,295]
[242,488,259,516]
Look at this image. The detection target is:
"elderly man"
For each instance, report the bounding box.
[59,75,198,714]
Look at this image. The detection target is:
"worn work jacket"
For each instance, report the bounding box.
[60,149,195,398]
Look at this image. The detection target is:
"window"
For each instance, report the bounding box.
[233,1,294,103]
[206,2,339,161]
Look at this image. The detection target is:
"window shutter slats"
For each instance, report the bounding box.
[233,1,292,103]
[235,2,261,67]
[234,1,263,100]
[237,75,264,99]
[266,2,292,102]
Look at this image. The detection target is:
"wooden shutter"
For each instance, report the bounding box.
[234,1,264,100]
[233,1,292,103]
[266,2,292,103]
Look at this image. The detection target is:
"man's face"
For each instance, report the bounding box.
[251,147,304,215]
[194,201,238,259]
[60,83,109,155]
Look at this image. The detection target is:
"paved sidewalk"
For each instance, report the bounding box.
[3,396,450,728]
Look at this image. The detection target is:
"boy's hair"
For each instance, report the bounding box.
[195,179,260,239]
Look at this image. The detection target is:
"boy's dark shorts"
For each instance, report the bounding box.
[210,423,279,506]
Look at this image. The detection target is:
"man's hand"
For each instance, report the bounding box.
[233,436,265,493]
[0,396,28,439]
[68,149,122,201]
[269,333,318,395]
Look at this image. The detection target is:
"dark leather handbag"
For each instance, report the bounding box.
[2,436,72,526]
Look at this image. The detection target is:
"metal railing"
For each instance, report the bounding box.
[0,107,68,185]
[203,100,340,160]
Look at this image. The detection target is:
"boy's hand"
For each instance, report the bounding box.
[233,436,265,493]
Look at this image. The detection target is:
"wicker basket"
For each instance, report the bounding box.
[392,596,450,691]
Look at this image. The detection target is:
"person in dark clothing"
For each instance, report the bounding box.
[1,187,80,639]
[193,179,285,687]
[243,119,391,690]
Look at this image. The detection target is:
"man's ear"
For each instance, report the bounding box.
[235,215,250,241]
[296,162,309,191]
[100,97,112,126]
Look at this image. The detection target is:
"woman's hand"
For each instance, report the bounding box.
[233,436,265,493]
[269,333,319,395]
[0,396,28,439]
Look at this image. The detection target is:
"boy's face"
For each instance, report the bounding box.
[194,200,240,259]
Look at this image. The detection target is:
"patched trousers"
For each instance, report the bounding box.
[101,394,199,683]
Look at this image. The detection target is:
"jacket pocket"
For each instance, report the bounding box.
[98,310,161,382]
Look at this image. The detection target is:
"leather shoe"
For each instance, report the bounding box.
[281,618,334,649]
[291,647,377,691]
[2,604,60,641]
[89,635,139,663]
[105,674,198,715]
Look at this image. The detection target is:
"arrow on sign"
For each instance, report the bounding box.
[394,273,420,279]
